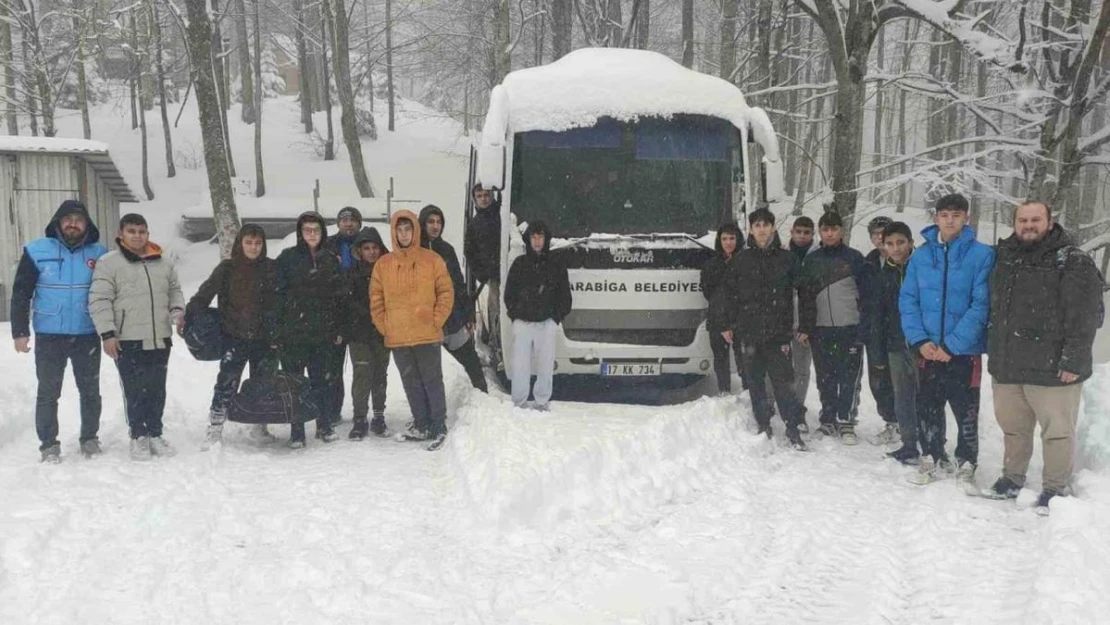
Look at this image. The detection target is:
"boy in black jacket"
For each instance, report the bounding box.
[867,222,919,463]
[701,222,743,394]
[187,224,280,450]
[346,227,391,439]
[504,220,572,410]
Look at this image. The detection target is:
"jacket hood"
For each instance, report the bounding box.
[390,209,422,252]
[1000,222,1073,254]
[418,204,445,245]
[522,220,552,257]
[45,199,100,246]
[920,224,979,266]
[231,224,269,263]
[745,231,783,252]
[714,222,742,256]
[117,240,164,262]
[353,226,389,262]
[295,211,328,250]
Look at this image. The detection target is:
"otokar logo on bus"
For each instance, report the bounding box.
[610,247,654,264]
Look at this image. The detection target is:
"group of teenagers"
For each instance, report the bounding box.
[701,194,1105,508]
[10,187,572,459]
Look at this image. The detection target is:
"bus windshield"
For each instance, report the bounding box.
[510,115,739,238]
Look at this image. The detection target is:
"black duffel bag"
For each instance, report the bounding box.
[184,307,224,361]
[227,371,320,424]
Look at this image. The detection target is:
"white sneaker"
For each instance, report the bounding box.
[873,423,900,445]
[201,424,223,451]
[130,436,152,461]
[955,461,977,494]
[148,436,177,458]
[248,424,278,443]
[907,455,938,486]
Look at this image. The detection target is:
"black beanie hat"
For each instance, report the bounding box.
[337,206,362,222]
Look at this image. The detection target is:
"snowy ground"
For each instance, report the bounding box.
[2,98,1109,624]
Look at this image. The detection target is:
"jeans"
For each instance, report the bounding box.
[116,341,170,439]
[281,342,335,440]
[209,338,278,422]
[349,340,390,418]
[446,337,488,393]
[887,349,919,447]
[327,342,349,421]
[917,355,981,465]
[393,344,447,436]
[34,334,102,450]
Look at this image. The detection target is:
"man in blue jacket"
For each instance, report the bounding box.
[9,200,108,463]
[900,194,995,489]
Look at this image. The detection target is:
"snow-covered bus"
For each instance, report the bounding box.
[469,48,785,381]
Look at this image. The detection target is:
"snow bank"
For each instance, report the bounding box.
[1078,364,1110,471]
[442,395,752,531]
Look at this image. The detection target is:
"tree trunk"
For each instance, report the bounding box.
[320,5,335,160]
[386,0,395,130]
[831,75,865,225]
[235,0,255,124]
[294,0,312,132]
[551,0,572,59]
[129,12,139,130]
[605,0,622,47]
[326,0,373,196]
[74,0,91,139]
[636,0,650,49]
[719,0,737,81]
[150,0,175,178]
[138,9,154,200]
[492,0,511,81]
[253,0,265,196]
[1,5,16,135]
[211,0,236,176]
[681,0,694,68]
[533,0,545,64]
[871,27,884,202]
[183,0,240,259]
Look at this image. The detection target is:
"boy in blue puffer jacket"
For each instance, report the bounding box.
[899,194,995,489]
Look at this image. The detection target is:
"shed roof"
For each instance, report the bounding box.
[0,136,140,203]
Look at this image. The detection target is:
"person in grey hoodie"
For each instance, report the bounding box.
[89,213,185,461]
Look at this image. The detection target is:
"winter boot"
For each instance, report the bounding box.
[248,424,278,443]
[907,455,938,486]
[130,436,152,461]
[148,437,177,458]
[815,423,837,438]
[426,431,447,451]
[398,421,429,442]
[786,428,807,451]
[839,425,858,446]
[201,424,223,451]
[370,412,388,437]
[349,417,370,441]
[886,443,920,466]
[40,443,62,464]
[983,476,1022,500]
[955,460,978,495]
[756,423,773,440]
[873,423,900,446]
[1035,489,1065,516]
[80,439,102,458]
[316,427,339,443]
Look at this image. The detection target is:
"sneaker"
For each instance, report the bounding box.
[425,432,447,451]
[288,438,306,450]
[248,424,278,444]
[80,439,102,458]
[1035,489,1064,515]
[955,460,977,494]
[533,403,551,412]
[756,423,773,440]
[399,422,430,442]
[839,426,858,446]
[40,443,62,464]
[148,437,177,458]
[130,436,153,461]
[797,422,810,435]
[349,418,369,441]
[873,423,901,445]
[786,428,807,451]
[938,454,955,475]
[886,444,920,465]
[201,424,223,451]
[370,414,388,437]
[983,476,1022,500]
[907,455,938,486]
[316,428,339,443]
[815,423,837,437]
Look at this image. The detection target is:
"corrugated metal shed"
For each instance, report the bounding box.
[0,137,138,322]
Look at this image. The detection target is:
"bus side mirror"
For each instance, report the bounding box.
[763,157,785,203]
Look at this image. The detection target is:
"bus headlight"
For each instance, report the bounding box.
[699,359,710,371]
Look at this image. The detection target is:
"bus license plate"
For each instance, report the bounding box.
[600,363,660,376]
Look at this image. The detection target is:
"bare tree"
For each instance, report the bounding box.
[252,0,264,196]
[681,0,693,68]
[325,0,374,195]
[1,2,16,135]
[150,0,175,178]
[234,0,255,124]
[551,0,572,58]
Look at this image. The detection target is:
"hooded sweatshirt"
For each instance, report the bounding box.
[186,225,279,341]
[345,226,389,344]
[726,232,802,345]
[11,200,108,337]
[419,204,472,335]
[369,210,454,348]
[504,220,573,324]
[464,189,502,284]
[701,223,742,334]
[275,212,343,344]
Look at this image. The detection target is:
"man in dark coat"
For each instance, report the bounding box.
[10,200,108,462]
[786,216,817,425]
[420,204,488,393]
[323,206,362,426]
[701,222,743,395]
[863,216,897,442]
[187,224,281,449]
[275,211,343,447]
[464,184,503,370]
[985,201,1105,510]
[725,208,806,450]
[345,227,391,439]
[504,220,572,410]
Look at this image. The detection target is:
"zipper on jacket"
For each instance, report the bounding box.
[143,262,157,346]
[939,243,949,345]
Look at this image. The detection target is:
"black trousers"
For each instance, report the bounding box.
[327,342,348,421]
[446,337,488,393]
[393,344,447,437]
[811,326,863,427]
[34,334,102,450]
[209,338,278,420]
[918,355,981,465]
[349,340,390,417]
[740,340,803,432]
[866,352,896,424]
[281,342,335,440]
[709,331,744,393]
[116,341,170,439]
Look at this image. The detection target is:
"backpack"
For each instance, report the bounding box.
[1055,246,1109,328]
[226,371,320,424]
[183,307,224,361]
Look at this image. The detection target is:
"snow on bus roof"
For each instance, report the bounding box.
[500,48,755,135]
